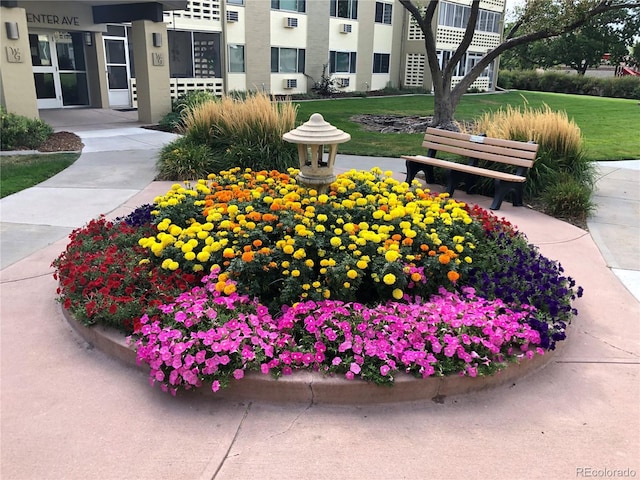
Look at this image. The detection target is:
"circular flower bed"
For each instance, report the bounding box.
[53,167,582,396]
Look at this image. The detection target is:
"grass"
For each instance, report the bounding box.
[294,91,640,161]
[0,153,80,198]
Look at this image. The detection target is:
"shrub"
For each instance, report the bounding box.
[1,106,54,150]
[156,136,218,180]
[465,104,595,200]
[157,90,218,132]
[178,92,299,174]
[497,70,640,100]
[541,173,595,221]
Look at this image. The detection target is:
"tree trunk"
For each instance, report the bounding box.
[432,93,457,131]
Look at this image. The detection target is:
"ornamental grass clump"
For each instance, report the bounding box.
[53,168,583,395]
[466,103,595,200]
[184,92,299,173]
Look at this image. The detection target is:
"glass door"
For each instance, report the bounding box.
[54,32,90,106]
[30,32,63,109]
[103,36,131,108]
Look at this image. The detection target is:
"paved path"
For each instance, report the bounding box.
[1,111,638,480]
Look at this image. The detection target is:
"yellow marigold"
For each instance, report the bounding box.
[343,282,351,289]
[291,269,301,277]
[223,283,237,295]
[330,237,342,247]
[347,269,358,279]
[168,261,179,271]
[283,245,295,255]
[197,251,211,262]
[184,251,196,261]
[385,250,400,262]
[383,273,396,285]
[392,288,404,300]
[223,248,236,259]
[356,260,368,269]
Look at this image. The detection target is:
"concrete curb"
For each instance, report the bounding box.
[62,305,565,404]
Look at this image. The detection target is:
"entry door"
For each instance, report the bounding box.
[103,37,131,108]
[29,33,63,109]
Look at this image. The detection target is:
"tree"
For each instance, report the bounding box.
[398,0,640,128]
[502,9,640,74]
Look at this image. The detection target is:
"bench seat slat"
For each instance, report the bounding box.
[422,138,535,168]
[424,127,539,152]
[423,134,538,161]
[401,155,527,183]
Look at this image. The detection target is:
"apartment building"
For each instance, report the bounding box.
[0,0,505,124]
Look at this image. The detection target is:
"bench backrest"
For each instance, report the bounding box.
[422,127,539,168]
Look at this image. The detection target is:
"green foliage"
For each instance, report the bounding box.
[311,64,338,97]
[156,136,218,180]
[157,90,218,132]
[498,70,640,100]
[542,173,596,220]
[502,9,640,73]
[0,106,54,150]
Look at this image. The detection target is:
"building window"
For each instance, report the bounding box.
[329,51,357,73]
[168,31,222,78]
[228,44,245,73]
[271,47,305,73]
[437,1,500,33]
[330,0,357,20]
[374,2,392,24]
[271,0,305,13]
[437,50,488,77]
[373,53,390,73]
[227,0,244,4]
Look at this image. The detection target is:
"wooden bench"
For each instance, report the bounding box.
[402,127,539,210]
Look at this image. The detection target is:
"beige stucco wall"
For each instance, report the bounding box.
[131,20,171,124]
[244,0,271,93]
[0,6,38,118]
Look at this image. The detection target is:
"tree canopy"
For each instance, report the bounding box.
[399,0,640,127]
[501,8,640,73]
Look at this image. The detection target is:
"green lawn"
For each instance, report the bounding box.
[0,152,80,198]
[295,91,640,161]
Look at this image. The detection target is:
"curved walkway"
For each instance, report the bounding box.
[1,110,638,480]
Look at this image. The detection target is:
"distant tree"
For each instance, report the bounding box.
[630,40,640,68]
[502,9,640,74]
[399,0,640,128]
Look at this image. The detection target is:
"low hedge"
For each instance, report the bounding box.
[498,70,640,100]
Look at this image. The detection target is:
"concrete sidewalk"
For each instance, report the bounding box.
[1,111,638,480]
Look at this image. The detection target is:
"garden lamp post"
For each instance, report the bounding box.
[283,113,350,193]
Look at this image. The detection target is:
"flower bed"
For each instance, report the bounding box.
[53,168,582,396]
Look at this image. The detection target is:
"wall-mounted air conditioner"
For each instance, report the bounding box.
[340,23,352,34]
[226,11,239,22]
[283,78,297,89]
[337,77,350,88]
[284,17,298,28]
